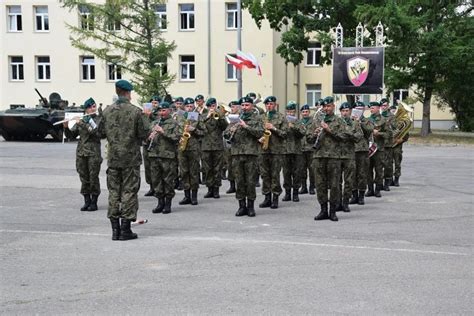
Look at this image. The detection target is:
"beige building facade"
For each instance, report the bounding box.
[1,0,454,128]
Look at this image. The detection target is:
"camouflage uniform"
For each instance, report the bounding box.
[352,117,374,204]
[143,108,159,194]
[282,119,305,201]
[393,133,409,186]
[99,97,149,221]
[382,110,395,190]
[367,113,388,196]
[299,116,315,194]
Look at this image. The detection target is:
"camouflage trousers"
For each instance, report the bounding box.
[301,151,315,188]
[393,144,403,177]
[142,146,152,186]
[232,155,258,200]
[367,150,384,186]
[226,150,235,181]
[106,166,141,221]
[260,154,283,195]
[151,157,177,199]
[354,151,369,191]
[202,150,224,188]
[179,150,201,190]
[283,154,303,191]
[76,154,102,195]
[313,158,341,205]
[340,157,355,200]
[383,147,394,179]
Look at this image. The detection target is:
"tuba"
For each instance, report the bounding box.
[392,101,413,147]
[261,113,271,150]
[178,120,191,152]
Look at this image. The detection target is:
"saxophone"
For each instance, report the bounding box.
[178,119,191,152]
[261,112,272,150]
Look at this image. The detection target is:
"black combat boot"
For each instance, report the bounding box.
[309,183,316,195]
[191,189,198,205]
[110,218,120,241]
[358,190,365,205]
[177,179,184,191]
[299,182,308,195]
[235,199,248,216]
[292,190,300,202]
[144,185,155,196]
[365,184,375,197]
[349,190,359,204]
[162,197,172,214]
[374,184,382,198]
[226,180,236,194]
[389,177,395,186]
[329,204,339,221]
[247,199,256,217]
[259,193,272,208]
[342,198,351,212]
[314,203,329,220]
[152,198,165,213]
[393,176,400,187]
[87,195,99,211]
[383,178,391,191]
[81,194,91,211]
[204,187,213,198]
[119,219,137,240]
[179,190,191,205]
[270,194,279,209]
[213,187,220,199]
[282,190,291,201]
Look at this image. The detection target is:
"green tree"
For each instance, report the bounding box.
[62,0,175,101]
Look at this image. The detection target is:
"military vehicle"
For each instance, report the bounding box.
[0,89,83,141]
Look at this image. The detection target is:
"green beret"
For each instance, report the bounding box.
[317,98,325,106]
[339,102,351,110]
[354,101,365,108]
[286,101,297,110]
[206,97,217,107]
[195,94,204,101]
[380,98,389,105]
[115,79,133,91]
[264,96,277,104]
[82,97,96,109]
[150,95,161,102]
[323,96,334,105]
[239,96,253,105]
[159,101,171,109]
[174,97,184,103]
[300,104,310,111]
[229,100,240,107]
[246,92,257,99]
[184,97,195,105]
[369,101,380,108]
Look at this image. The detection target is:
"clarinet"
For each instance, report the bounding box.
[147,120,162,151]
[312,113,326,150]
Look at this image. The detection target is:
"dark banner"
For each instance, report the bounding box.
[332,47,384,94]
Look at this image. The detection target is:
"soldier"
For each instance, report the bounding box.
[339,102,363,212]
[64,97,102,212]
[225,100,241,194]
[195,94,208,116]
[299,104,316,195]
[99,80,149,241]
[174,97,185,111]
[391,104,409,186]
[349,101,374,205]
[148,102,180,214]
[258,96,288,209]
[143,96,160,197]
[177,98,205,205]
[366,101,388,198]
[201,98,229,198]
[307,96,348,222]
[223,96,264,217]
[282,101,305,202]
[380,98,395,191]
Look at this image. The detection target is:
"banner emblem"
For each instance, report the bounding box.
[347,57,369,87]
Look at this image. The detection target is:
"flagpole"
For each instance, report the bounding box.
[237,0,242,99]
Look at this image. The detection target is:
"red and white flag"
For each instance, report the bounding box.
[226,54,244,69]
[226,50,262,76]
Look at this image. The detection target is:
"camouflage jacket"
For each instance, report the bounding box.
[369,113,388,152]
[381,110,395,148]
[176,113,205,152]
[260,111,288,155]
[223,111,264,156]
[201,114,229,151]
[354,117,374,152]
[99,97,150,168]
[306,113,349,159]
[340,117,363,159]
[285,120,305,154]
[65,114,102,157]
[148,116,180,159]
[299,116,314,152]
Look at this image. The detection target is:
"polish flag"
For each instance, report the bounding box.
[226,54,244,69]
[236,50,262,76]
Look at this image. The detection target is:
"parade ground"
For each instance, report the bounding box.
[0,140,472,315]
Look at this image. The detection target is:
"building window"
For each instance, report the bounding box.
[81,56,95,81]
[179,4,194,31]
[34,6,49,32]
[155,4,167,30]
[157,61,168,76]
[10,56,24,81]
[79,5,94,30]
[36,56,51,81]
[7,6,22,32]
[226,3,240,29]
[393,89,409,104]
[107,60,122,81]
[306,42,322,66]
[306,84,322,107]
[226,54,238,81]
[180,55,195,81]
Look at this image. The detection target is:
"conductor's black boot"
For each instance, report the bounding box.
[394,176,400,187]
[81,194,91,211]
[119,219,137,240]
[270,194,279,209]
[179,190,191,205]
[226,180,236,194]
[191,189,198,205]
[204,187,213,198]
[152,198,165,213]
[259,193,271,208]
[309,183,316,195]
[383,178,391,191]
[235,199,248,216]
[247,199,256,217]
[349,190,359,204]
[144,185,155,196]
[374,184,382,198]
[299,182,308,195]
[292,190,299,202]
[162,197,172,214]
[282,190,291,201]
[87,195,99,211]
[329,204,339,222]
[213,187,220,199]
[358,190,365,205]
[365,184,375,197]
[314,203,329,220]
[110,218,120,241]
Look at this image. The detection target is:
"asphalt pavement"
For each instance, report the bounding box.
[0,140,472,315]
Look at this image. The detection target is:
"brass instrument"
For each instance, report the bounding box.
[392,101,413,147]
[211,112,219,120]
[147,121,162,151]
[178,119,191,152]
[262,113,271,150]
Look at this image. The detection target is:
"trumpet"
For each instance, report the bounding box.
[211,112,220,120]
[178,120,191,152]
